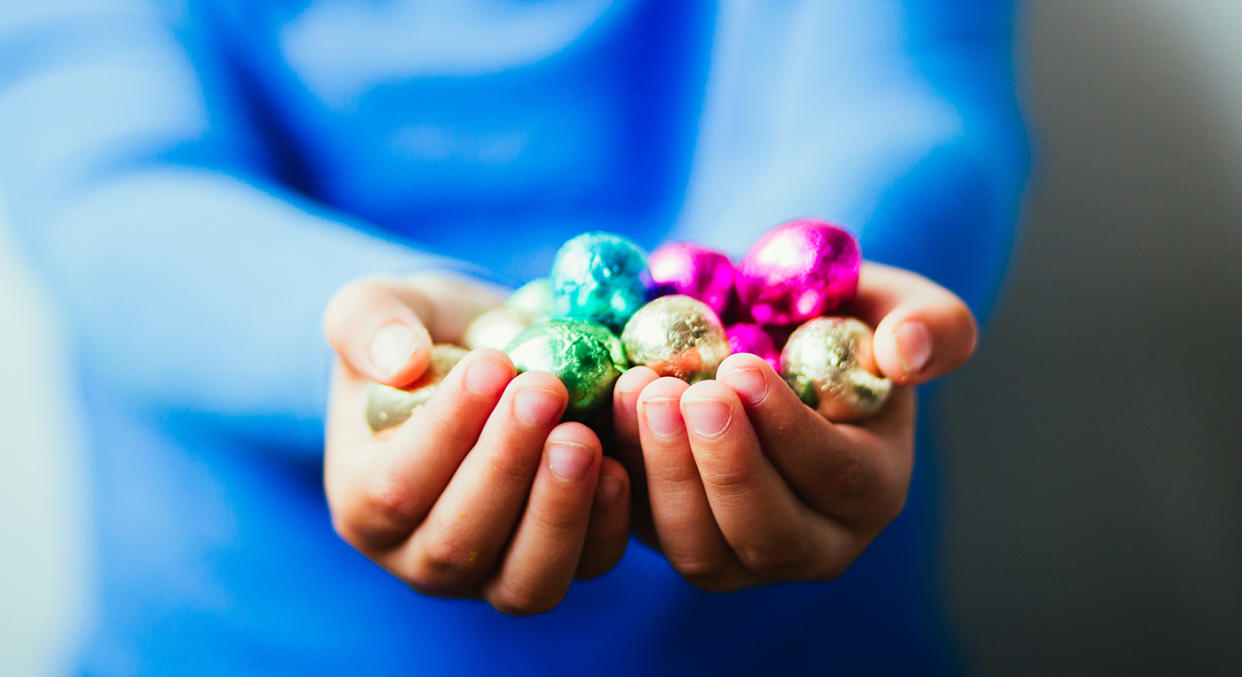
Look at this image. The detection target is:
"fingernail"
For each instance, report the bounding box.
[369,323,416,377]
[466,357,511,397]
[548,442,593,481]
[721,367,768,406]
[514,388,562,427]
[682,399,732,437]
[598,475,624,505]
[616,387,639,413]
[642,398,683,437]
[895,321,932,375]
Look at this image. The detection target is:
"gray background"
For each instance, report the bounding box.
[1,1,1239,674]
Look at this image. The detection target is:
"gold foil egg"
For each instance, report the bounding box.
[620,295,730,382]
[364,344,469,432]
[779,317,891,421]
[463,307,535,352]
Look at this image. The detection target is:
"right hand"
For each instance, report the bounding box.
[322,273,632,615]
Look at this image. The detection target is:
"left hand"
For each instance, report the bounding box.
[610,262,977,591]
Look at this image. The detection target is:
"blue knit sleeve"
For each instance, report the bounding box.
[0,1,460,456]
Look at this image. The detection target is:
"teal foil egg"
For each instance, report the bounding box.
[550,232,650,333]
[505,319,625,418]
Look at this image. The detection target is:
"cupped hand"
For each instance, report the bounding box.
[322,273,631,615]
[611,262,976,591]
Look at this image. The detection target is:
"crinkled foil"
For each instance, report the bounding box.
[621,295,730,382]
[779,317,891,421]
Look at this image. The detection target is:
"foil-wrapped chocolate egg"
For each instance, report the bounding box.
[550,231,651,333]
[463,307,535,352]
[648,242,736,317]
[506,278,554,318]
[505,319,625,418]
[365,344,469,432]
[621,295,730,382]
[780,317,891,421]
[736,219,861,326]
[726,323,781,373]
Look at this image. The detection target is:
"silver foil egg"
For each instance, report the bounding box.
[364,344,469,432]
[780,317,891,421]
[463,307,535,352]
[620,295,730,382]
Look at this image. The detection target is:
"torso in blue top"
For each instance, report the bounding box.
[0,1,1027,674]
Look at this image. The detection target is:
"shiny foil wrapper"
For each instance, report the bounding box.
[464,307,535,352]
[621,295,730,382]
[550,231,651,333]
[726,323,782,373]
[780,317,891,421]
[364,344,469,432]
[736,219,861,326]
[505,278,554,319]
[648,242,736,317]
[505,319,625,418]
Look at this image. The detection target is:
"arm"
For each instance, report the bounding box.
[0,2,465,454]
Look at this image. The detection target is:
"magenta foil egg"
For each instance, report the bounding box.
[726,323,781,373]
[735,220,861,326]
[647,242,736,317]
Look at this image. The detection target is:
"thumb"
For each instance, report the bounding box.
[853,263,978,386]
[323,278,434,387]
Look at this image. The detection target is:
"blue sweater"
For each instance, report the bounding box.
[0,1,1027,674]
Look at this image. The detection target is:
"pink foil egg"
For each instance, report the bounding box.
[647,242,736,317]
[735,220,861,326]
[726,323,781,373]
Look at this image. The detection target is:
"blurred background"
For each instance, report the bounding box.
[1,1,1239,674]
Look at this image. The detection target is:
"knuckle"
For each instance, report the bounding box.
[361,471,423,528]
[483,448,538,490]
[411,533,487,590]
[734,535,810,575]
[700,456,760,496]
[489,585,560,616]
[670,555,735,591]
[815,555,854,582]
[528,499,584,534]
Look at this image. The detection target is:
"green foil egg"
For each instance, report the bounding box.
[364,344,469,432]
[779,317,891,422]
[621,295,730,382]
[505,278,554,319]
[463,307,535,352]
[549,232,650,333]
[505,319,625,418]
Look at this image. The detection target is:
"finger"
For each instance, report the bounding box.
[323,277,434,386]
[484,422,602,615]
[849,262,977,386]
[400,370,568,594]
[679,379,851,581]
[637,377,745,590]
[327,349,513,550]
[576,457,631,580]
[831,384,918,531]
[715,352,899,523]
[611,366,659,540]
[612,366,660,463]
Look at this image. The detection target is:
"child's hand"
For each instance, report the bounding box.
[322,274,631,615]
[611,263,976,591]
